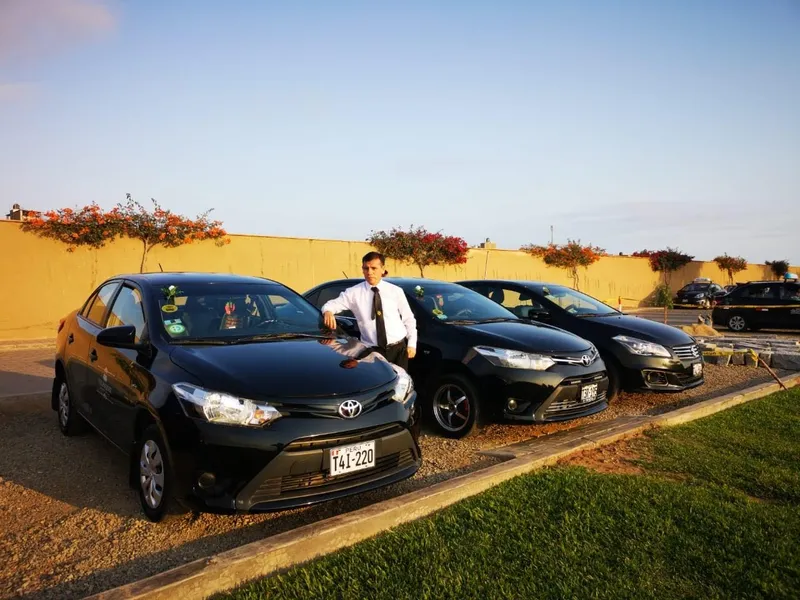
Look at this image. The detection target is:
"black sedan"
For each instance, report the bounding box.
[712,279,800,331]
[458,280,705,400]
[305,278,609,439]
[672,279,725,309]
[53,273,420,521]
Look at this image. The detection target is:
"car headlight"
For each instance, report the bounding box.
[172,383,281,426]
[474,346,555,370]
[613,335,671,358]
[390,364,414,403]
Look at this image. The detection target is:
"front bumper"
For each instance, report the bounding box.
[619,355,705,392]
[464,356,610,423]
[166,395,421,514]
[673,296,709,307]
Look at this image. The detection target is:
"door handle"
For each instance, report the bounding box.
[90,349,98,362]
[68,333,74,344]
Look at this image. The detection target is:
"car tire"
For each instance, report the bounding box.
[136,425,173,522]
[55,375,89,436]
[727,314,748,332]
[602,356,622,403]
[427,373,482,439]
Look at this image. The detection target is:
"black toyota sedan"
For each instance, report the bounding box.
[52,273,420,521]
[304,278,609,439]
[712,279,800,331]
[458,280,704,400]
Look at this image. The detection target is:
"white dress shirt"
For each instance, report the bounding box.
[321,280,418,349]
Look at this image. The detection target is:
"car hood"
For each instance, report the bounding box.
[169,338,397,399]
[582,314,695,346]
[460,321,591,353]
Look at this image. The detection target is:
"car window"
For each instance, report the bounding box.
[316,285,354,318]
[80,292,98,319]
[489,287,545,318]
[401,282,516,322]
[106,286,146,342]
[84,282,120,325]
[779,285,800,302]
[156,282,324,340]
[739,285,778,300]
[539,285,618,316]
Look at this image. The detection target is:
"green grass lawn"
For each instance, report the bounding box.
[217,388,800,600]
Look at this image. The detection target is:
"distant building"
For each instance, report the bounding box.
[5,203,34,221]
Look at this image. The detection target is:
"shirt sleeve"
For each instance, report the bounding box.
[396,288,418,348]
[320,287,354,315]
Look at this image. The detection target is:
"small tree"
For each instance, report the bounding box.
[634,248,694,321]
[521,239,606,290]
[117,194,230,272]
[766,259,790,280]
[713,254,748,285]
[366,225,469,277]
[21,203,123,252]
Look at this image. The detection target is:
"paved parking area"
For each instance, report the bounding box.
[0,349,54,397]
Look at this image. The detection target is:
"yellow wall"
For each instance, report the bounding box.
[1,220,796,341]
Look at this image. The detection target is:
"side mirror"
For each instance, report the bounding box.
[97,325,146,350]
[335,316,359,336]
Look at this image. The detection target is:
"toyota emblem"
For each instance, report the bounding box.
[581,355,592,366]
[338,399,362,419]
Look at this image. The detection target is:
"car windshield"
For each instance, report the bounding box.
[539,285,619,317]
[399,282,518,323]
[154,282,328,342]
[680,283,711,293]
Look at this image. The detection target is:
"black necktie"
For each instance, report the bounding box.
[372,286,388,348]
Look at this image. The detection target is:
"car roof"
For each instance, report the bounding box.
[458,279,568,288]
[306,277,472,293]
[105,272,279,287]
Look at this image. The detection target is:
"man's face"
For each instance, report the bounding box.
[362,258,384,286]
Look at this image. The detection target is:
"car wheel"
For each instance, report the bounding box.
[55,376,88,436]
[602,356,621,403]
[428,373,482,439]
[727,314,747,332]
[136,425,173,522]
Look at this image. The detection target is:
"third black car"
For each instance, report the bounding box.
[458,280,705,400]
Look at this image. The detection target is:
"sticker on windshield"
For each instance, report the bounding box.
[162,304,178,313]
[163,319,182,325]
[166,323,186,335]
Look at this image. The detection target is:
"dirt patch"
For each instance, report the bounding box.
[559,436,648,475]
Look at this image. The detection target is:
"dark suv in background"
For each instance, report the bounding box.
[458,279,705,401]
[712,279,800,331]
[305,278,610,438]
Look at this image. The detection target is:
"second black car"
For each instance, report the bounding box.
[305,278,610,438]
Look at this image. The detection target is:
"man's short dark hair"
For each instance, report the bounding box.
[362,251,385,265]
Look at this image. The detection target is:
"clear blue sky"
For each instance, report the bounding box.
[2,0,798,263]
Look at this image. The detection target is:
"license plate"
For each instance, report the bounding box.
[692,363,703,377]
[329,440,376,477]
[581,384,598,403]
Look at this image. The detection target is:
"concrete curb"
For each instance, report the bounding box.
[83,372,800,600]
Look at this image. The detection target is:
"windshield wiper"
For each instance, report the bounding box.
[228,332,334,344]
[577,312,619,318]
[170,339,232,345]
[474,317,519,323]
[445,319,480,325]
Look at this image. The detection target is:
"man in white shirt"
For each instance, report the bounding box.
[322,252,417,370]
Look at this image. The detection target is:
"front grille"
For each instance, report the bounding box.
[673,344,700,360]
[284,424,406,453]
[250,449,416,504]
[552,348,600,366]
[545,391,607,417]
[561,372,607,386]
[281,389,395,419]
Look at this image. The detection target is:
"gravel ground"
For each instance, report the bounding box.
[0,364,790,600]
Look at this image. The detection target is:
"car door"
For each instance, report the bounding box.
[70,280,121,429]
[736,284,780,328]
[90,283,151,451]
[778,283,800,330]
